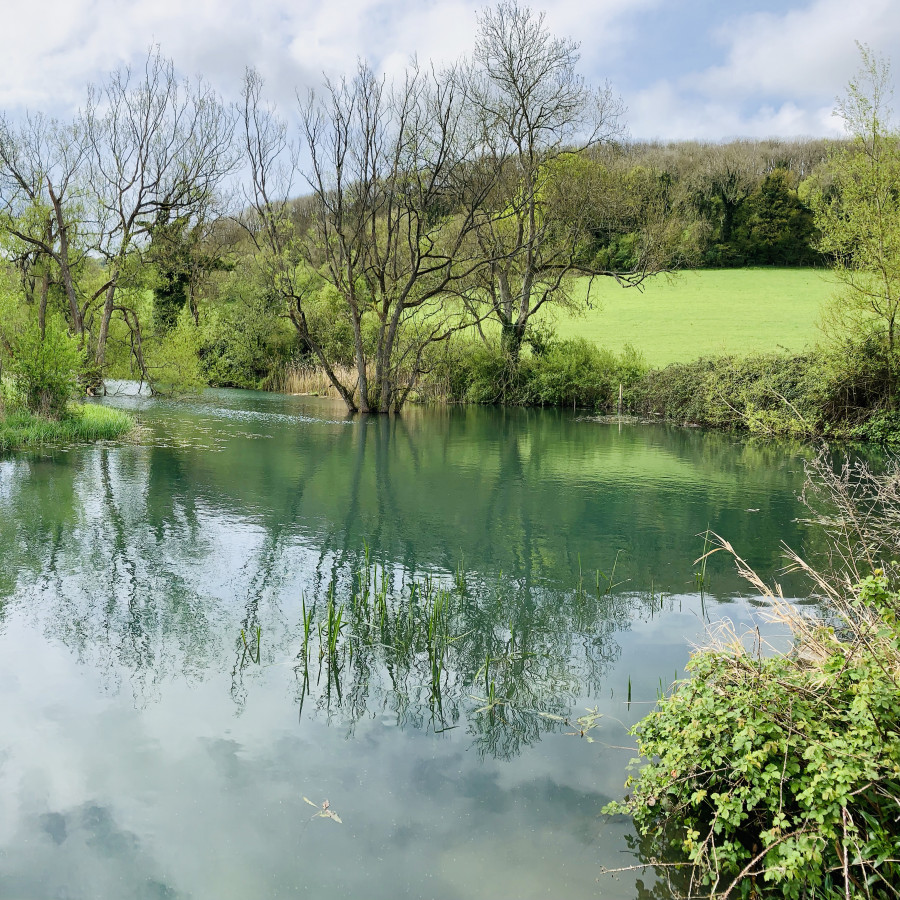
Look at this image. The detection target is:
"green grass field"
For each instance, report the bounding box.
[542,268,836,366]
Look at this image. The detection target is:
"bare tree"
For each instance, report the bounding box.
[83,47,235,381]
[465,1,627,358]
[238,68,360,411]
[298,60,497,413]
[0,113,89,339]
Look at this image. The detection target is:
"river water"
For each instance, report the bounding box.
[0,388,816,899]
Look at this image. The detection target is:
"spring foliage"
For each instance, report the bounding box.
[812,46,900,352]
[607,458,900,898]
[2,318,84,417]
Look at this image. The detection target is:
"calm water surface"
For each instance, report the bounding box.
[0,389,816,899]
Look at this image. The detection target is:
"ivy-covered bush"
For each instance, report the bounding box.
[629,341,900,440]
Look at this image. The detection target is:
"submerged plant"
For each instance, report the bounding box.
[240,625,261,664]
[287,545,631,761]
[565,707,602,742]
[300,597,313,665]
[692,528,715,592]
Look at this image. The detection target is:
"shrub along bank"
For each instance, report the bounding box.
[629,339,900,442]
[0,315,134,452]
[397,334,900,443]
[603,456,900,898]
[421,337,648,409]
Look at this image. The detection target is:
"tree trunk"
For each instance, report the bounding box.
[119,306,151,387]
[500,320,526,361]
[47,180,84,337]
[378,301,405,413]
[38,269,49,340]
[372,313,388,414]
[95,275,118,370]
[349,297,370,413]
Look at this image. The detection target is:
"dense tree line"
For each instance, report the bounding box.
[591,136,833,268]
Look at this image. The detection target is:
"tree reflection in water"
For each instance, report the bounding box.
[229,551,671,760]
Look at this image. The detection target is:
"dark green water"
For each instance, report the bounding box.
[0,388,815,899]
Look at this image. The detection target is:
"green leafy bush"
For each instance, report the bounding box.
[200,292,294,389]
[6,319,85,417]
[607,456,900,898]
[429,336,647,409]
[608,602,900,898]
[144,308,206,395]
[845,410,900,443]
[630,352,825,434]
[455,343,520,404]
[630,342,900,440]
[527,339,645,408]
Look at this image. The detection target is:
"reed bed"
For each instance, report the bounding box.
[268,361,456,405]
[268,364,360,400]
[250,543,665,763]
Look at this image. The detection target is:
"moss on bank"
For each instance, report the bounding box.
[0,403,134,452]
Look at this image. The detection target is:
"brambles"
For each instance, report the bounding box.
[606,454,900,898]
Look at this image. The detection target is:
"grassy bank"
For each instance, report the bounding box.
[266,264,900,441]
[0,403,134,452]
[547,269,832,365]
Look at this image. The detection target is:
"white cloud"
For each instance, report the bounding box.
[1,0,897,139]
[625,0,900,140]
[0,0,657,115]
[694,0,900,99]
[626,81,841,141]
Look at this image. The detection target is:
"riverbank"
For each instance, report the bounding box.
[628,343,898,442]
[0,403,134,452]
[270,335,900,443]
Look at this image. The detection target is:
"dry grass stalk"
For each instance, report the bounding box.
[269,362,454,405]
[699,530,898,678]
[269,364,360,400]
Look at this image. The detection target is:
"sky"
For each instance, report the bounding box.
[1,0,898,141]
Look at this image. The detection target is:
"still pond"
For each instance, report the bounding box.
[0,388,817,899]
